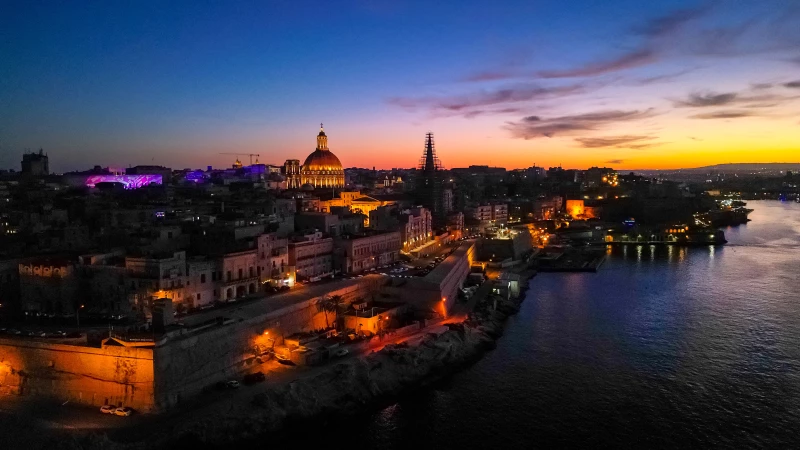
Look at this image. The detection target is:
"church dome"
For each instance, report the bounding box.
[303,149,343,171]
[299,124,346,189]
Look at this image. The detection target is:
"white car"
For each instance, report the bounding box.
[334,348,350,357]
[100,404,116,414]
[114,406,133,416]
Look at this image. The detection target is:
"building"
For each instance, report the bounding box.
[18,259,78,314]
[295,212,341,236]
[300,125,345,188]
[257,232,294,287]
[125,165,172,183]
[416,133,445,227]
[125,251,188,306]
[474,203,508,229]
[219,249,259,301]
[21,149,49,176]
[186,258,216,308]
[337,230,401,274]
[401,207,433,251]
[288,231,334,280]
[283,159,302,189]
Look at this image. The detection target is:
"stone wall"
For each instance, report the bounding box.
[0,338,154,411]
[152,277,385,410]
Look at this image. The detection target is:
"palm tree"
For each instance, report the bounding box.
[317,295,343,331]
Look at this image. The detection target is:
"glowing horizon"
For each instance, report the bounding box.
[1,1,798,172]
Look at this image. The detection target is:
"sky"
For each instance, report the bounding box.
[1,0,799,172]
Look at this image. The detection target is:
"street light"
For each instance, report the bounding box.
[77,304,85,328]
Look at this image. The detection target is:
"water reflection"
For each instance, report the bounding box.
[609,244,715,265]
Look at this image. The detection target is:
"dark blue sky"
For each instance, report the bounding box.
[2,0,799,171]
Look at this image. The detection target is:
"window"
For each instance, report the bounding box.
[238,268,243,279]
[211,272,216,281]
[249,267,254,277]
[200,273,206,283]
[227,271,232,282]
[197,293,201,300]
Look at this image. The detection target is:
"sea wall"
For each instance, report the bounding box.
[155,271,534,447]
[0,338,154,411]
[153,277,385,410]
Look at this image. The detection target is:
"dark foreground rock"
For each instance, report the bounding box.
[59,271,534,449]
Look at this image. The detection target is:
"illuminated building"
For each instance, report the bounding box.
[338,230,401,274]
[401,207,432,251]
[84,174,162,189]
[299,124,345,188]
[283,159,302,189]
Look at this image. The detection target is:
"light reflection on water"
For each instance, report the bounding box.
[276,201,800,449]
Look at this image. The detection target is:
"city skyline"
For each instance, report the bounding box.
[2,0,800,172]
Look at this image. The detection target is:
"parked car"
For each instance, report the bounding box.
[114,407,134,416]
[225,380,241,389]
[334,348,349,357]
[100,404,116,414]
[243,372,266,385]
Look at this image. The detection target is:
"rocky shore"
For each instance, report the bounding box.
[62,269,535,449]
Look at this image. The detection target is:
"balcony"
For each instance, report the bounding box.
[222,275,259,286]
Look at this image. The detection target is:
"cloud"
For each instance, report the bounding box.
[461,70,523,82]
[537,49,656,79]
[632,6,708,38]
[605,159,625,164]
[535,7,707,80]
[750,83,773,90]
[673,91,738,107]
[672,89,797,109]
[574,135,655,148]
[388,83,585,117]
[784,80,800,88]
[506,109,657,139]
[634,69,694,85]
[689,110,757,119]
[463,107,522,119]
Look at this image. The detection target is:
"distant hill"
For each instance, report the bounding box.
[632,163,800,175]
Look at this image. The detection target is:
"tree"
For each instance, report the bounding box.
[317,295,343,330]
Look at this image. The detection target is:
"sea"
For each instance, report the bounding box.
[281,200,800,449]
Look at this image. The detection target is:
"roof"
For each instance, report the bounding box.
[352,196,380,203]
[302,149,344,172]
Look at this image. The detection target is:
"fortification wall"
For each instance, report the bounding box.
[0,338,155,411]
[153,278,384,410]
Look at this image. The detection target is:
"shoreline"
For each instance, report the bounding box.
[60,268,536,449]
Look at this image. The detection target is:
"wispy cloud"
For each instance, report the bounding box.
[536,7,708,80]
[506,109,657,139]
[574,135,656,148]
[784,80,800,89]
[605,159,625,164]
[672,89,794,108]
[690,110,757,119]
[673,91,738,107]
[537,49,657,79]
[388,83,585,117]
[634,69,694,86]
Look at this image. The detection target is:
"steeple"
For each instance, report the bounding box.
[421,132,440,172]
[316,123,329,151]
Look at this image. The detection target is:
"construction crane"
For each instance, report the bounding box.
[218,153,261,165]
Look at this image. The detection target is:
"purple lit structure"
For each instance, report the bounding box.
[85,174,162,189]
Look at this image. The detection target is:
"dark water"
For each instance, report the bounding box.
[291,201,800,449]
